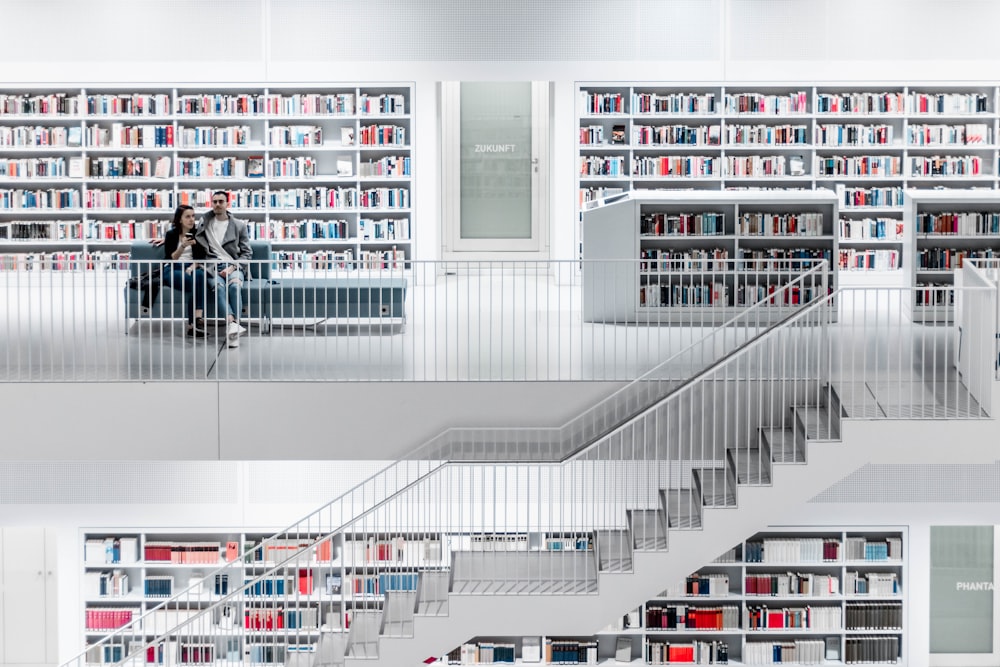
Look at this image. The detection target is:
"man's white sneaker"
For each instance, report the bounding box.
[227,334,240,348]
[227,322,242,337]
[237,322,248,335]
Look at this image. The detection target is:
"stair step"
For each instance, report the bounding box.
[381,591,416,638]
[628,509,668,551]
[794,405,840,441]
[664,488,702,529]
[596,529,633,572]
[731,446,772,485]
[450,551,598,594]
[760,427,806,463]
[416,571,450,617]
[693,468,737,508]
[347,610,383,658]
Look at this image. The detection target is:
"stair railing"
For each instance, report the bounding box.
[68,263,835,667]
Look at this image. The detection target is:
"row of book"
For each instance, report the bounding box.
[639,282,728,307]
[0,92,81,115]
[910,155,983,176]
[645,640,729,665]
[640,211,725,236]
[579,121,991,149]
[845,601,903,630]
[639,251,829,274]
[816,155,901,177]
[745,573,840,597]
[845,571,901,596]
[244,606,319,630]
[744,639,825,665]
[815,124,892,146]
[0,155,408,181]
[645,604,740,630]
[745,538,842,564]
[144,541,224,564]
[845,636,901,664]
[917,248,997,270]
[0,188,80,208]
[840,186,904,209]
[84,607,136,630]
[737,212,825,237]
[726,124,808,145]
[844,536,903,561]
[915,211,1000,235]
[839,249,901,271]
[640,249,730,273]
[0,91,405,117]
[914,284,956,306]
[85,569,130,598]
[271,248,408,272]
[143,576,174,597]
[86,94,170,116]
[448,642,516,664]
[909,123,991,145]
[583,89,988,116]
[344,572,419,596]
[85,537,140,564]
[744,605,842,631]
[840,217,904,240]
[268,125,324,147]
[0,251,125,271]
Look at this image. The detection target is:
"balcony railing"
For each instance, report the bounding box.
[1,258,827,382]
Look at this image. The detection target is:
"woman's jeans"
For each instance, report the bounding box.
[160,266,207,324]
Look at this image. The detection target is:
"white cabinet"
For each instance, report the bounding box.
[1,527,58,667]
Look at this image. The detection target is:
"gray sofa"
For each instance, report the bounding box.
[125,241,407,334]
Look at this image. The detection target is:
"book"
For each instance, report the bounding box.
[341,127,354,146]
[68,157,85,178]
[611,124,626,145]
[522,637,541,663]
[615,637,632,663]
[247,156,264,178]
[154,156,171,178]
[336,157,353,177]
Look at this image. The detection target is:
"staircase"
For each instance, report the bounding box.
[67,276,998,667]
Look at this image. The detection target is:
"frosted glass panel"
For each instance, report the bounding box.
[930,525,994,653]
[459,82,531,240]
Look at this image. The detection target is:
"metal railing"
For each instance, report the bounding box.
[68,281,998,667]
[964,258,1000,380]
[1,258,826,382]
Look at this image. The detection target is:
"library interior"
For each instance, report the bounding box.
[2,1,1000,667]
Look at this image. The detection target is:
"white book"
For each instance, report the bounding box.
[336,158,353,177]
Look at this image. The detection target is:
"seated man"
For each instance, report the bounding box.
[193,190,252,348]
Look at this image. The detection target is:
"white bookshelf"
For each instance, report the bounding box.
[904,190,1000,323]
[81,529,444,666]
[443,528,905,666]
[578,83,1000,283]
[581,190,837,324]
[0,84,413,272]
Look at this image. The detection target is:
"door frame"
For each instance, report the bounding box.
[440,80,550,259]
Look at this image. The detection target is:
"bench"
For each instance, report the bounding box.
[125,241,407,335]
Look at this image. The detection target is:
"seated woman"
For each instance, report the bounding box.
[160,205,216,337]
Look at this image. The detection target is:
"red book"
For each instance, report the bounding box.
[298,569,313,595]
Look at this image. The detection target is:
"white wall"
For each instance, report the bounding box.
[5,0,1000,261]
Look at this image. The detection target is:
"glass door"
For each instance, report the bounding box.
[441,81,550,254]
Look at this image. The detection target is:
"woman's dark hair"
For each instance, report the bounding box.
[171,205,195,230]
